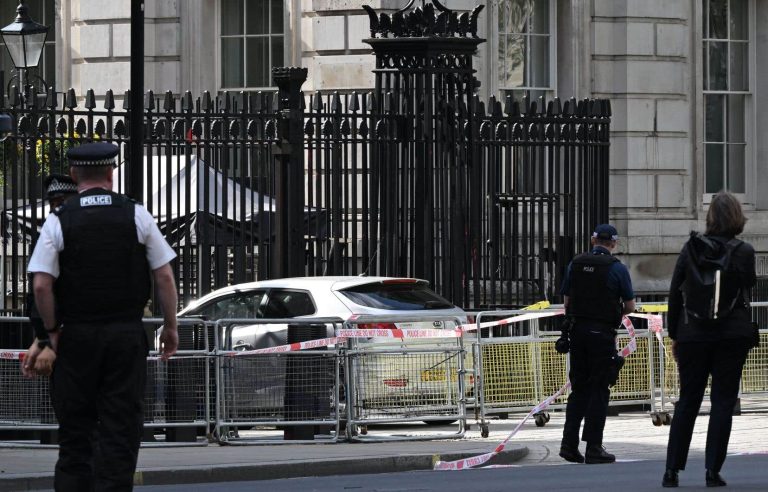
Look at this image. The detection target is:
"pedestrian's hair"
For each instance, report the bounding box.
[705,191,746,237]
[593,238,615,248]
[71,165,112,183]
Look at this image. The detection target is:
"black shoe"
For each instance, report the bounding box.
[559,444,585,463]
[585,444,615,464]
[705,469,726,487]
[662,469,679,488]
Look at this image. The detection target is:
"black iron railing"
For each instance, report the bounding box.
[0,1,611,348]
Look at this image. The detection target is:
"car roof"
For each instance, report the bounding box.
[200,276,426,293]
[180,276,430,313]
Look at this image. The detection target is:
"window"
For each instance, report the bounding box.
[496,0,553,101]
[263,290,316,317]
[220,0,284,90]
[340,282,454,311]
[0,0,55,92]
[197,290,267,320]
[703,0,750,195]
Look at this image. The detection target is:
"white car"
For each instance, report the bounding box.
[172,276,464,348]
[166,276,467,422]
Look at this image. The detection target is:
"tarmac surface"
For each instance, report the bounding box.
[2,409,768,491]
[137,454,768,491]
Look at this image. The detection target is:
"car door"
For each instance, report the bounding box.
[260,289,336,422]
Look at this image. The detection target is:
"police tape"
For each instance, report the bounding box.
[0,350,24,361]
[336,328,462,339]
[629,312,667,358]
[460,309,565,332]
[223,336,342,356]
[223,328,464,356]
[628,312,664,333]
[433,316,639,471]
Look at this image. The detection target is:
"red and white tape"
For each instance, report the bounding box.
[629,312,666,357]
[225,336,342,356]
[629,312,663,334]
[460,309,565,332]
[434,315,639,471]
[0,350,24,361]
[225,327,463,356]
[336,328,461,339]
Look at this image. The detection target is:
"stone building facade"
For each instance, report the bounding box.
[8,0,767,295]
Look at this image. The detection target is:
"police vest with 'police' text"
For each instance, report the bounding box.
[55,188,151,323]
[568,252,622,326]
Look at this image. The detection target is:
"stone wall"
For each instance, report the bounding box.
[590,0,697,292]
[67,0,181,103]
[300,0,479,92]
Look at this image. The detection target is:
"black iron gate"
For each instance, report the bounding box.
[0,1,610,347]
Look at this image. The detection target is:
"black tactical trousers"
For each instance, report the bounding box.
[51,320,147,492]
[665,338,751,472]
[562,323,617,447]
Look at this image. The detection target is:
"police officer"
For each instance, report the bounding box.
[44,173,79,210]
[21,174,78,378]
[27,142,179,491]
[558,224,635,465]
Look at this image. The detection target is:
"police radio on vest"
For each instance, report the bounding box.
[80,195,112,207]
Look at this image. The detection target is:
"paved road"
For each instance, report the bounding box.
[137,454,768,491]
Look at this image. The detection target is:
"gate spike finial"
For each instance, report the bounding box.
[397,0,415,13]
[432,0,451,13]
[363,0,481,38]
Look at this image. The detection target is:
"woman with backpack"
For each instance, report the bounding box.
[663,191,757,488]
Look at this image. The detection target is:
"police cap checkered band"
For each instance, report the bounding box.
[592,224,619,241]
[66,142,119,167]
[44,173,77,199]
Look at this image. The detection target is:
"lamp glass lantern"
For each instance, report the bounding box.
[1,1,49,70]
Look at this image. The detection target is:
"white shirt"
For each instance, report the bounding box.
[28,201,177,278]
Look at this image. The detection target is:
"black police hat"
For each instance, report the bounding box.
[66,142,119,167]
[592,224,619,241]
[43,173,77,200]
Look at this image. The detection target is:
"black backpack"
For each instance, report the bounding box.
[681,232,744,321]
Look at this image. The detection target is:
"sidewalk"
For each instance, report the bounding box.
[2,411,767,491]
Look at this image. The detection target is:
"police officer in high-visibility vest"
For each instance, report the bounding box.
[558,224,635,465]
[27,142,179,491]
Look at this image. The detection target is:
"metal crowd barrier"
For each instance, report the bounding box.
[6,300,768,449]
[472,307,666,436]
[343,315,467,442]
[610,328,656,409]
[212,317,345,445]
[472,309,567,438]
[143,318,214,446]
[0,317,213,447]
[656,301,768,419]
[741,301,768,412]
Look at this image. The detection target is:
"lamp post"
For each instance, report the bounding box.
[0,113,11,312]
[0,0,49,107]
[0,1,49,250]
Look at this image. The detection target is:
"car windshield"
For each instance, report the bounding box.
[339,282,455,310]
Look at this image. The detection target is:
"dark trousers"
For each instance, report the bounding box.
[665,338,750,472]
[51,321,147,492]
[562,324,617,447]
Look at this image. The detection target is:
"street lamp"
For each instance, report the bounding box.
[0,1,49,104]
